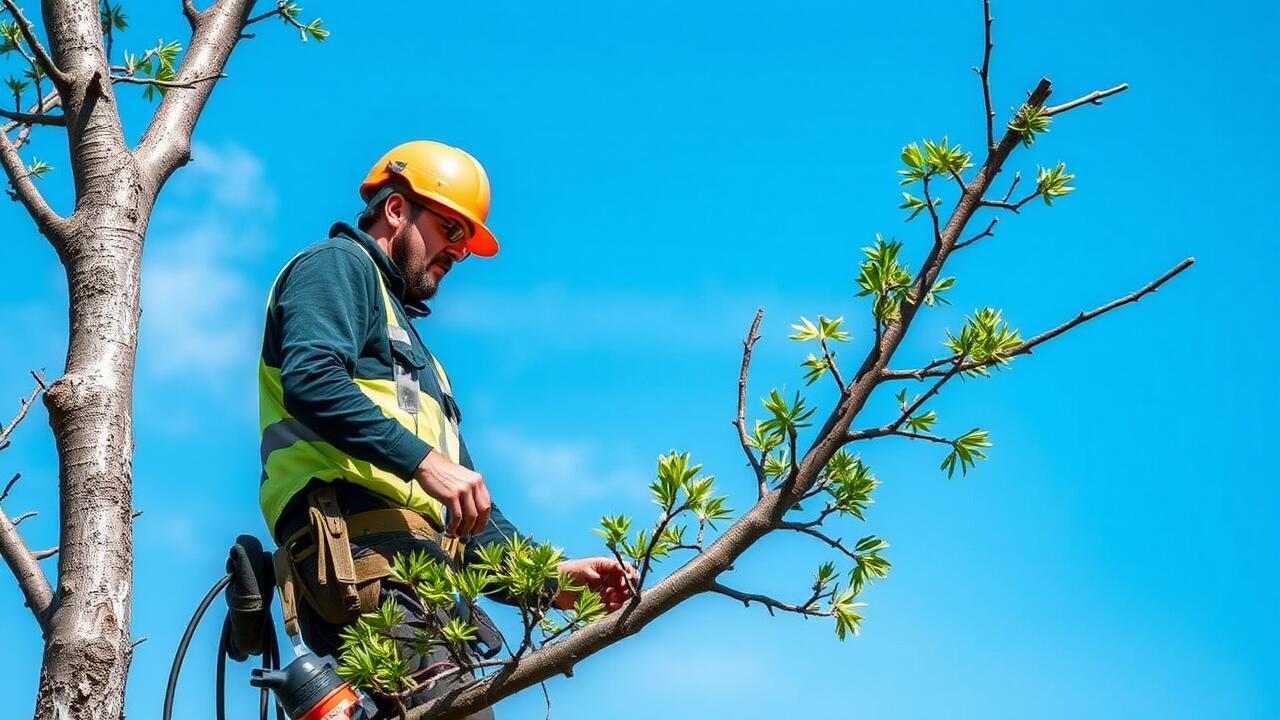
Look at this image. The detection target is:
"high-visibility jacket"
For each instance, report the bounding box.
[258,223,466,537]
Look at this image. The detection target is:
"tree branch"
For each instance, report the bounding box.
[0,108,63,126]
[0,125,67,241]
[134,0,256,189]
[708,581,827,618]
[882,258,1196,380]
[732,309,768,499]
[0,0,69,91]
[975,0,995,149]
[954,216,998,250]
[0,372,44,450]
[1045,84,1128,116]
[110,72,225,90]
[0,480,52,629]
[183,0,202,29]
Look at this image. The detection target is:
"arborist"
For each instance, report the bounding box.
[257,140,637,717]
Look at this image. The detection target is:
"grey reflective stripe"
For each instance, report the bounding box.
[394,359,420,414]
[259,418,325,484]
[387,324,410,343]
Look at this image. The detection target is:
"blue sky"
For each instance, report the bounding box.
[0,1,1276,717]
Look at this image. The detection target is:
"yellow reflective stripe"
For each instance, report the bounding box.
[352,378,461,464]
[348,243,399,329]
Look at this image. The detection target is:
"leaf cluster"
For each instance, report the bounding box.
[1008,103,1051,147]
[943,307,1023,375]
[1036,162,1075,206]
[856,235,914,323]
[940,428,992,478]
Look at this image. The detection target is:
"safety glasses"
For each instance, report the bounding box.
[413,201,469,247]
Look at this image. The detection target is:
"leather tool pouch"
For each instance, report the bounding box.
[286,486,390,625]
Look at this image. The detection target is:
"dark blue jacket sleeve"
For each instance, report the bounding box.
[273,247,433,478]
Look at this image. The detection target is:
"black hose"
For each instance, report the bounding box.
[216,618,230,720]
[163,573,231,720]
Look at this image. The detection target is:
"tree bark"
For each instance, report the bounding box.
[28,2,151,717]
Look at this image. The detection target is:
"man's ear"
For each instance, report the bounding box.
[384,192,409,230]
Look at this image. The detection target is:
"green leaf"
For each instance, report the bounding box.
[99,1,128,34]
[942,307,1023,376]
[801,353,828,386]
[823,451,878,520]
[856,235,914,323]
[1008,103,1051,147]
[924,276,955,307]
[25,157,52,180]
[303,18,330,42]
[940,428,993,478]
[904,409,936,433]
[1036,162,1076,206]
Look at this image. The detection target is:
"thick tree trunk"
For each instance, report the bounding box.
[34,204,150,719]
[32,3,151,716]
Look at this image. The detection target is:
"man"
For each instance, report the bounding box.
[258,140,636,716]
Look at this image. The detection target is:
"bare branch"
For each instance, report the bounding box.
[922,173,943,246]
[708,582,827,618]
[5,89,61,151]
[32,546,57,560]
[778,522,861,564]
[0,127,67,239]
[0,498,52,628]
[954,216,998,250]
[883,258,1196,380]
[818,336,846,393]
[12,510,35,525]
[0,108,63,126]
[0,474,17,501]
[183,0,201,29]
[0,0,69,90]
[135,0,256,188]
[110,72,225,90]
[1045,84,1129,116]
[976,0,995,149]
[981,189,1040,214]
[732,309,768,499]
[1,371,45,450]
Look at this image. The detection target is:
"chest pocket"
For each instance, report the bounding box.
[388,327,425,415]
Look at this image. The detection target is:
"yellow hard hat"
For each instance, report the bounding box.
[359,140,499,257]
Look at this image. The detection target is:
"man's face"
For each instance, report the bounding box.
[387,195,469,303]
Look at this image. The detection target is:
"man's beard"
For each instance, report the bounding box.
[391,222,438,302]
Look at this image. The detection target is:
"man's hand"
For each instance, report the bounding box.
[413,451,491,538]
[554,557,640,612]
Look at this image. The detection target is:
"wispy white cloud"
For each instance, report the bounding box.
[140,141,273,382]
[477,427,651,512]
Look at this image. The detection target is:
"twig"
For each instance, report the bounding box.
[732,309,768,499]
[33,546,56,560]
[1,372,45,449]
[981,189,1040,214]
[708,582,828,618]
[882,258,1196,380]
[0,109,62,126]
[1045,84,1129,116]
[922,173,942,246]
[1000,171,1021,202]
[818,335,846,394]
[975,0,995,149]
[110,72,226,90]
[0,0,69,90]
[12,510,35,525]
[0,474,18,501]
[954,216,998,250]
[778,522,862,564]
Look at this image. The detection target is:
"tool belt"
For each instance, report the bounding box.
[277,485,464,626]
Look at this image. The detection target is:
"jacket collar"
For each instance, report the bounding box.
[329,221,431,318]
